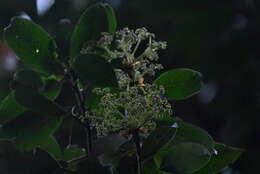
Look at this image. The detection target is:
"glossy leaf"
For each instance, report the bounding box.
[0,91,26,125]
[143,159,163,174]
[40,136,63,160]
[161,142,211,174]
[41,76,62,100]
[1,111,63,151]
[14,85,65,116]
[194,143,243,174]
[4,17,62,75]
[167,121,214,152]
[93,134,127,156]
[62,145,86,161]
[154,68,203,100]
[98,140,136,167]
[70,3,117,58]
[141,126,177,160]
[73,54,117,87]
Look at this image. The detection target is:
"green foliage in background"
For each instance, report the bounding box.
[0,2,242,174]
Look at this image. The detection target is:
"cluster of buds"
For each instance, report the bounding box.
[87,85,172,137]
[81,28,167,87]
[81,28,173,137]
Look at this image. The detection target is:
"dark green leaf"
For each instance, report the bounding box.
[194,143,243,174]
[73,54,117,86]
[4,17,63,75]
[161,142,211,174]
[1,111,63,151]
[99,140,136,168]
[154,68,203,100]
[41,76,62,100]
[141,126,177,160]
[70,3,117,58]
[40,136,63,160]
[62,145,86,161]
[14,85,65,116]
[13,69,44,89]
[143,158,163,174]
[0,91,26,125]
[167,121,214,152]
[0,143,60,174]
[93,134,127,156]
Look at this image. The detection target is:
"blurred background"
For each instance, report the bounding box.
[0,0,259,173]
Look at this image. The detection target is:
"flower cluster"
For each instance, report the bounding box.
[81,28,167,84]
[86,85,172,137]
[81,28,173,137]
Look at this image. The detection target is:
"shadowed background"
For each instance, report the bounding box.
[0,0,259,173]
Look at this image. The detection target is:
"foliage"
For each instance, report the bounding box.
[0,2,242,174]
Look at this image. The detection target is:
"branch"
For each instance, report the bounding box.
[132,129,143,174]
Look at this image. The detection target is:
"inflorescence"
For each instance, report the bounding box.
[81,27,173,137]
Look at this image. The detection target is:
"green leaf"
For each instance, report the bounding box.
[14,85,65,116]
[168,121,214,152]
[141,126,177,160]
[41,76,62,100]
[0,144,60,174]
[143,159,164,174]
[161,142,211,174]
[93,135,127,167]
[98,140,135,168]
[1,111,63,151]
[62,145,86,161]
[73,54,117,87]
[194,143,243,174]
[40,136,63,160]
[0,91,26,125]
[13,69,44,89]
[93,134,127,156]
[4,17,63,75]
[154,68,203,100]
[70,3,117,58]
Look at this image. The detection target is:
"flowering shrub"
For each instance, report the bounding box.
[0,3,242,174]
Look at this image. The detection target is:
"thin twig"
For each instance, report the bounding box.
[132,130,143,174]
[65,68,92,155]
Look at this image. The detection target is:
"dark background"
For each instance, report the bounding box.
[0,0,259,173]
